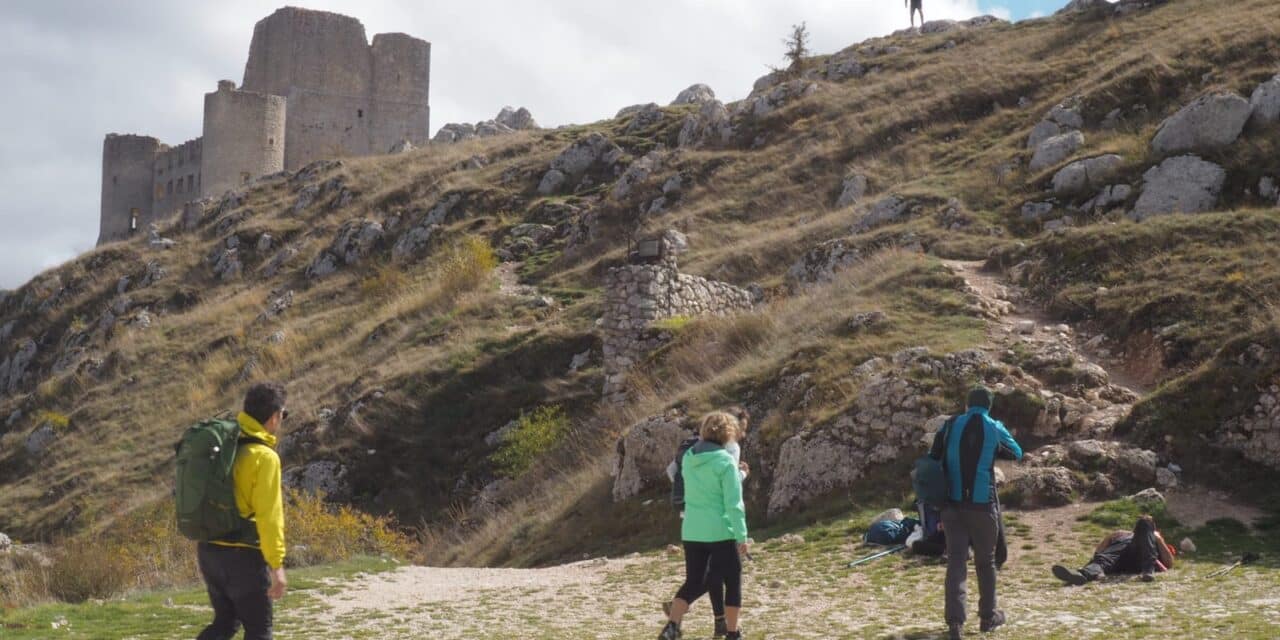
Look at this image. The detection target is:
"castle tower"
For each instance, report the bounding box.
[99,134,161,245]
[241,7,431,170]
[201,81,287,199]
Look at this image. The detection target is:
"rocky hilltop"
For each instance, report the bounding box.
[1,0,1278,566]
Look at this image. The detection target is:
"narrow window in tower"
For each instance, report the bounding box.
[357,109,364,119]
[155,183,164,198]
[241,172,251,184]
[129,209,139,233]
[268,137,274,147]
[167,180,173,195]
[112,176,118,185]
[187,175,194,192]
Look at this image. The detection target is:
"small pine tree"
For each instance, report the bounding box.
[782,22,811,78]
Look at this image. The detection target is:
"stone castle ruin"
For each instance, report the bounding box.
[98,7,431,245]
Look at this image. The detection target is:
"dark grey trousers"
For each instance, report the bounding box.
[942,504,1000,625]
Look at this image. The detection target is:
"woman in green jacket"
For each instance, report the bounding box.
[659,412,750,640]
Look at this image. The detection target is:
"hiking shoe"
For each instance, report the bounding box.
[1141,570,1155,582]
[948,623,964,640]
[725,631,743,640]
[713,616,728,637]
[1053,564,1088,587]
[980,610,1006,633]
[658,621,682,640]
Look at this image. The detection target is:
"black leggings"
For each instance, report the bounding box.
[675,540,742,608]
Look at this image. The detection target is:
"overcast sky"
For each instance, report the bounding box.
[0,0,1066,290]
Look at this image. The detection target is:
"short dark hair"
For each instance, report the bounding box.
[243,381,287,424]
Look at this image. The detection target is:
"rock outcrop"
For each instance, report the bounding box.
[1150,93,1251,154]
[677,100,733,149]
[307,219,385,278]
[434,107,540,144]
[671,84,716,106]
[1131,155,1225,219]
[1029,130,1085,172]
[611,411,689,501]
[1250,74,1280,125]
[835,173,869,208]
[538,133,626,195]
[1051,154,1123,195]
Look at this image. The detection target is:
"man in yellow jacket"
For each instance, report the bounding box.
[198,382,288,640]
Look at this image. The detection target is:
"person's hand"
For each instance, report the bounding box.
[737,542,750,557]
[739,461,750,478]
[268,567,287,600]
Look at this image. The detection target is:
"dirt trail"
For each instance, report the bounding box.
[943,260,1150,396]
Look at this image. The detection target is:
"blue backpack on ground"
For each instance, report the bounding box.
[864,516,921,545]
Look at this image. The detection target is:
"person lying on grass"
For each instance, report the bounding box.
[1052,515,1176,585]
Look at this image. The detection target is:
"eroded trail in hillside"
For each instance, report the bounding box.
[943,260,1150,398]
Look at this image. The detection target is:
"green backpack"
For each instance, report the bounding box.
[174,418,264,542]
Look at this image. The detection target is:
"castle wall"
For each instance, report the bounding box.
[99,134,160,245]
[370,33,432,154]
[201,81,287,198]
[151,138,202,220]
[241,7,430,169]
[96,7,431,246]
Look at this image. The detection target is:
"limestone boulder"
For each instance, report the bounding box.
[1131,155,1225,219]
[549,133,625,180]
[330,219,385,265]
[475,121,515,138]
[612,413,690,502]
[1005,466,1076,508]
[537,169,567,196]
[24,423,56,457]
[1,339,38,395]
[671,84,716,106]
[495,106,539,130]
[1051,154,1123,195]
[433,122,476,144]
[1029,130,1085,172]
[612,151,665,200]
[391,223,438,263]
[1250,74,1280,126]
[786,238,863,288]
[677,100,733,149]
[622,103,664,134]
[738,80,819,119]
[210,249,242,281]
[853,195,914,232]
[1150,93,1251,154]
[836,173,869,208]
[825,52,865,82]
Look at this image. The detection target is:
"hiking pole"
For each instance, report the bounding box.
[1203,552,1261,579]
[847,545,907,569]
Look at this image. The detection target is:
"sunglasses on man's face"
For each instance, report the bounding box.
[281,410,290,421]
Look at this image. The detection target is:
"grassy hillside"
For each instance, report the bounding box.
[0,0,1278,585]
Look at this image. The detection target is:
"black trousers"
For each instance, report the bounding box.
[675,540,742,609]
[1081,518,1159,579]
[196,542,273,640]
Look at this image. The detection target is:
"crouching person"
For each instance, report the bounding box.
[1052,515,1176,585]
[191,382,289,640]
[659,412,749,640]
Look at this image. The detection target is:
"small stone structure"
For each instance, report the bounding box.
[600,232,755,402]
[99,7,431,245]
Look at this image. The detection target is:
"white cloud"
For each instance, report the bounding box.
[0,0,999,289]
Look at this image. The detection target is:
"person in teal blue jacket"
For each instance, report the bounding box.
[658,412,749,640]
